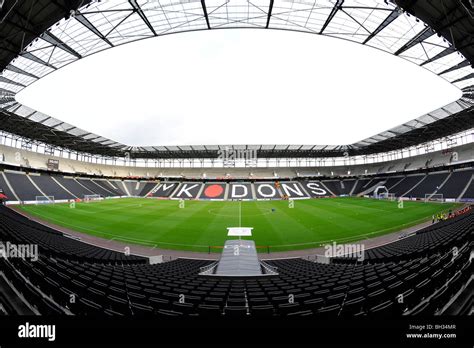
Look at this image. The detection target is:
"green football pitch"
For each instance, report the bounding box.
[20,197,458,253]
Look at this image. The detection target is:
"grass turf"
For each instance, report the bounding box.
[20,197,459,253]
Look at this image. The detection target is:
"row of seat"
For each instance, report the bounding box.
[334,210,473,262]
[0,205,146,264]
[0,205,472,316]
[4,240,471,316]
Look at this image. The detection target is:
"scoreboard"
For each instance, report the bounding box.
[47,159,59,170]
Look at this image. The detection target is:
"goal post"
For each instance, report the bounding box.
[425,193,444,202]
[374,186,395,200]
[35,196,55,204]
[384,193,396,201]
[84,194,102,203]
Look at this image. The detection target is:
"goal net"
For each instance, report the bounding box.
[374,186,395,200]
[380,193,396,201]
[84,194,102,203]
[35,196,55,204]
[425,193,444,202]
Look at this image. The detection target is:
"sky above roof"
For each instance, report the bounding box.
[16,29,462,146]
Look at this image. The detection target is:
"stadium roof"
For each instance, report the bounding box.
[0,0,473,159]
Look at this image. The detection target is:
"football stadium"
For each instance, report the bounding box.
[0,0,473,345]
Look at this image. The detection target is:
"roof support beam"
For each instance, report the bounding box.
[452,72,474,84]
[319,0,344,35]
[129,0,158,35]
[50,121,65,128]
[438,59,470,75]
[0,76,25,87]
[74,13,114,46]
[363,8,400,44]
[420,46,455,66]
[5,64,39,79]
[19,52,56,70]
[266,0,274,29]
[200,0,211,29]
[41,31,82,59]
[394,27,434,56]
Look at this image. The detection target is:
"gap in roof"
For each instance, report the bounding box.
[16,29,462,147]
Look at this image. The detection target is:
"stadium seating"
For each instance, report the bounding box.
[29,174,75,200]
[107,180,127,196]
[405,172,448,199]
[0,174,16,200]
[334,210,473,262]
[123,181,146,197]
[351,179,372,195]
[0,166,473,202]
[389,175,425,198]
[139,182,158,196]
[321,180,356,196]
[3,244,470,316]
[0,205,471,316]
[379,176,404,191]
[53,176,95,199]
[0,205,146,264]
[76,179,115,197]
[4,172,42,201]
[463,181,474,200]
[437,170,473,199]
[91,179,123,196]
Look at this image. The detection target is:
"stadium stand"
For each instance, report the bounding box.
[389,175,425,198]
[320,181,340,195]
[437,170,473,199]
[91,179,122,196]
[340,180,356,195]
[53,176,95,199]
[0,205,146,264]
[405,172,449,199]
[29,174,76,201]
[3,172,42,202]
[351,179,372,195]
[335,209,473,262]
[0,165,473,202]
[321,180,356,196]
[76,179,114,197]
[102,180,127,196]
[106,180,127,196]
[382,176,404,191]
[0,202,471,316]
[139,182,158,197]
[123,181,146,197]
[462,181,474,201]
[0,232,469,316]
[0,174,17,201]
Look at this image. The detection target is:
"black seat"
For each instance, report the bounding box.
[340,296,364,317]
[368,300,394,315]
[277,303,301,316]
[250,305,274,317]
[131,302,154,316]
[197,304,222,317]
[78,298,102,315]
[317,304,341,317]
[224,306,248,317]
[148,297,169,311]
[171,302,194,315]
